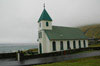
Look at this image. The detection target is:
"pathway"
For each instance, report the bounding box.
[0,51,100,66]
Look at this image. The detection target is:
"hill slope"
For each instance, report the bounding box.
[79,24,100,38]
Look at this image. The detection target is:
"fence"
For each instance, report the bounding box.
[18,47,100,61]
[0,47,100,60]
[0,52,16,59]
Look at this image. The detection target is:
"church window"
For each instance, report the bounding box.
[73,40,76,49]
[60,41,63,50]
[83,40,86,48]
[67,41,70,49]
[46,22,49,26]
[52,41,56,51]
[79,40,81,48]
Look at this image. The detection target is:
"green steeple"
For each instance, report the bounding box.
[38,8,52,22]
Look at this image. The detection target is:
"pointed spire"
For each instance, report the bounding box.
[38,4,52,22]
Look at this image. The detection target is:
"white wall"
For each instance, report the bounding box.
[38,30,47,54]
[38,20,52,31]
[70,40,74,49]
[81,40,84,48]
[38,37,89,54]
[38,20,52,54]
[38,30,51,54]
[63,41,67,50]
[48,40,89,53]
[75,40,79,49]
[86,40,88,47]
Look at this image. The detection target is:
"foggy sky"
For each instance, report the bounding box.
[0,0,100,43]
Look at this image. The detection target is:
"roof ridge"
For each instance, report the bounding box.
[53,25,77,29]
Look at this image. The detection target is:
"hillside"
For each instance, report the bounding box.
[79,24,100,38]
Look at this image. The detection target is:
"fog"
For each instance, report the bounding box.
[0,0,100,43]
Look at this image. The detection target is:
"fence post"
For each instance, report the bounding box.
[17,50,21,61]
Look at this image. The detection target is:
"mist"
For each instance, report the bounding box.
[0,0,100,43]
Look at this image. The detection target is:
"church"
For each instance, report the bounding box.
[38,6,88,54]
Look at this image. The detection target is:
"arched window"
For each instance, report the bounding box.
[83,40,86,48]
[52,41,56,51]
[46,22,49,26]
[79,40,81,48]
[73,40,76,49]
[39,43,42,54]
[67,41,70,49]
[60,41,63,50]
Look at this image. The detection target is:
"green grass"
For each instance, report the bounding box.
[89,44,100,47]
[22,48,38,52]
[33,56,100,66]
[28,48,38,52]
[79,24,100,38]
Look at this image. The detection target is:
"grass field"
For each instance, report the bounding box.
[89,44,100,47]
[33,56,100,66]
[79,24,100,38]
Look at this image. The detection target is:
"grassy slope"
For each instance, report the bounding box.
[79,24,100,38]
[34,56,100,66]
[89,43,100,47]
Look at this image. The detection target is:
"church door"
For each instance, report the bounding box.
[39,43,42,54]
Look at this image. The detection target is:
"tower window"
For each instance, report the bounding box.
[46,22,49,26]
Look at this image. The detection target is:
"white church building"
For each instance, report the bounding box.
[38,6,88,54]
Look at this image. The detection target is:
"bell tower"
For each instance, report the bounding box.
[38,4,53,30]
[38,4,53,54]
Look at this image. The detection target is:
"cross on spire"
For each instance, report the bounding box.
[43,3,45,9]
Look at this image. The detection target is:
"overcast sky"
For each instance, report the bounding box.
[0,0,100,43]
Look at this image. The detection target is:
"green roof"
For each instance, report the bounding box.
[44,26,88,40]
[38,9,52,22]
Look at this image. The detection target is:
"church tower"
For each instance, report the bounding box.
[38,4,52,30]
[38,4,53,54]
